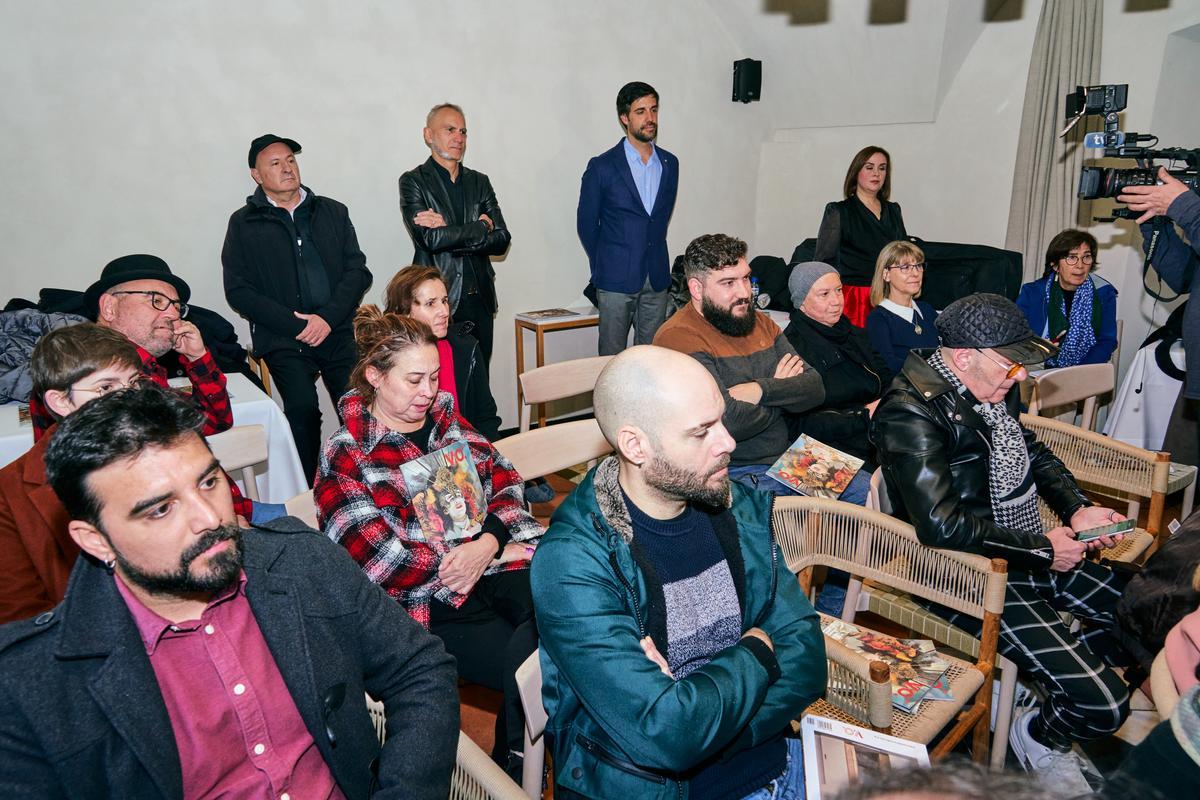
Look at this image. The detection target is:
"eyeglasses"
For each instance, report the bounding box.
[109,290,188,317]
[886,263,926,274]
[975,349,1025,380]
[1061,253,1095,266]
[69,375,145,397]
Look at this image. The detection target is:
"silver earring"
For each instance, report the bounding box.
[103,558,115,572]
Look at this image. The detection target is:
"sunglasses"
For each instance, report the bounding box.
[975,349,1025,380]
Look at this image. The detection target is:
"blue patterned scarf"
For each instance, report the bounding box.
[1044,274,1097,367]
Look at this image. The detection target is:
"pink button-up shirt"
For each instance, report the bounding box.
[116,573,345,800]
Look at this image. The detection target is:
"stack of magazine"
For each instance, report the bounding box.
[822,619,953,714]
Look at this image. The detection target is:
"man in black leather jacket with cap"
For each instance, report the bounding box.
[222,134,373,480]
[871,293,1131,790]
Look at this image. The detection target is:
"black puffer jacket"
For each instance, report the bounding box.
[869,350,1090,571]
[782,312,891,463]
[446,323,500,440]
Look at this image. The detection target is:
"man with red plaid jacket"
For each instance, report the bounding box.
[28,255,255,520]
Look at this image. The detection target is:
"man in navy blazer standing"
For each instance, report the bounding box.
[578,82,679,355]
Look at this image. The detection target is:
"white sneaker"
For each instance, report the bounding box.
[1008,708,1096,795]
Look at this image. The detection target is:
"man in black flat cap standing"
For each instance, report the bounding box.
[871,293,1131,791]
[222,134,373,480]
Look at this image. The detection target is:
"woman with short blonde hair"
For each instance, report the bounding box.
[865,240,939,372]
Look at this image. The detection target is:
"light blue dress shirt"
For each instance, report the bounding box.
[623,138,662,215]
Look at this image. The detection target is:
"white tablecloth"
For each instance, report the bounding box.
[1104,342,1186,450]
[0,372,307,503]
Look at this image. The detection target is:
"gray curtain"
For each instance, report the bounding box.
[1005,0,1103,280]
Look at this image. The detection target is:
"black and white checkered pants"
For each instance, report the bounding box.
[934,559,1131,749]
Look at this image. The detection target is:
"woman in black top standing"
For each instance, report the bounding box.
[814,145,908,327]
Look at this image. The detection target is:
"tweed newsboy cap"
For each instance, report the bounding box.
[935,292,1058,364]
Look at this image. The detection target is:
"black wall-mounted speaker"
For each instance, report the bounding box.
[733,59,762,103]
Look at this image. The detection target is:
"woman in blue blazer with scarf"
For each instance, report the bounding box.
[1016,229,1118,367]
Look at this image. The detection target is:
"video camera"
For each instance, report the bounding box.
[1062,84,1199,220]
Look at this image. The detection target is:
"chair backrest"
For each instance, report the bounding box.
[451,730,530,800]
[285,489,318,529]
[365,694,387,745]
[366,695,526,799]
[772,496,1007,621]
[207,424,268,501]
[515,650,547,798]
[493,419,613,482]
[518,355,613,431]
[1021,412,1171,500]
[866,467,892,515]
[1028,362,1115,430]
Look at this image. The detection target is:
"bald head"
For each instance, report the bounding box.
[594,346,718,446]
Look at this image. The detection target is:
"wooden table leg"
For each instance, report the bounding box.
[514,319,526,419]
[536,327,547,428]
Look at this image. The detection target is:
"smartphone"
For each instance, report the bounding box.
[1075,518,1135,542]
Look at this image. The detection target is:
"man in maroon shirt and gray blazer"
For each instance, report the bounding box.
[0,384,458,799]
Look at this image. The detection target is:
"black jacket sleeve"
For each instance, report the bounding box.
[814,202,841,266]
[399,173,490,254]
[314,205,373,329]
[872,396,1057,570]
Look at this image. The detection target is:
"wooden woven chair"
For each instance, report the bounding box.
[1149,650,1180,720]
[773,497,1006,764]
[246,354,271,398]
[285,489,317,529]
[1027,363,1115,431]
[492,418,613,483]
[207,424,268,501]
[365,694,527,799]
[515,651,549,799]
[1021,412,1171,551]
[518,355,612,431]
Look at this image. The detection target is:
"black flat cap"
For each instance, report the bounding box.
[83,254,191,315]
[247,134,301,168]
[935,293,1058,364]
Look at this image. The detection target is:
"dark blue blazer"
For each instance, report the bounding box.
[577,140,678,294]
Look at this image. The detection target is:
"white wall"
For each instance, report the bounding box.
[0,0,772,430]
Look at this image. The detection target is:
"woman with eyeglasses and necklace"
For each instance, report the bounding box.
[1016,229,1118,368]
[814,146,909,327]
[866,240,940,373]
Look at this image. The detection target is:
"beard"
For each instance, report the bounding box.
[645,453,731,508]
[630,124,657,144]
[701,296,756,337]
[108,523,244,597]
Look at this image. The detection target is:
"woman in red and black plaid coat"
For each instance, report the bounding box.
[315,307,542,774]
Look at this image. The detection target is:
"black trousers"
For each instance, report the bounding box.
[455,291,494,364]
[430,569,537,760]
[264,330,356,481]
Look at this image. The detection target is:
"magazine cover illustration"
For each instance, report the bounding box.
[766,434,864,499]
[400,441,486,543]
[823,619,951,713]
